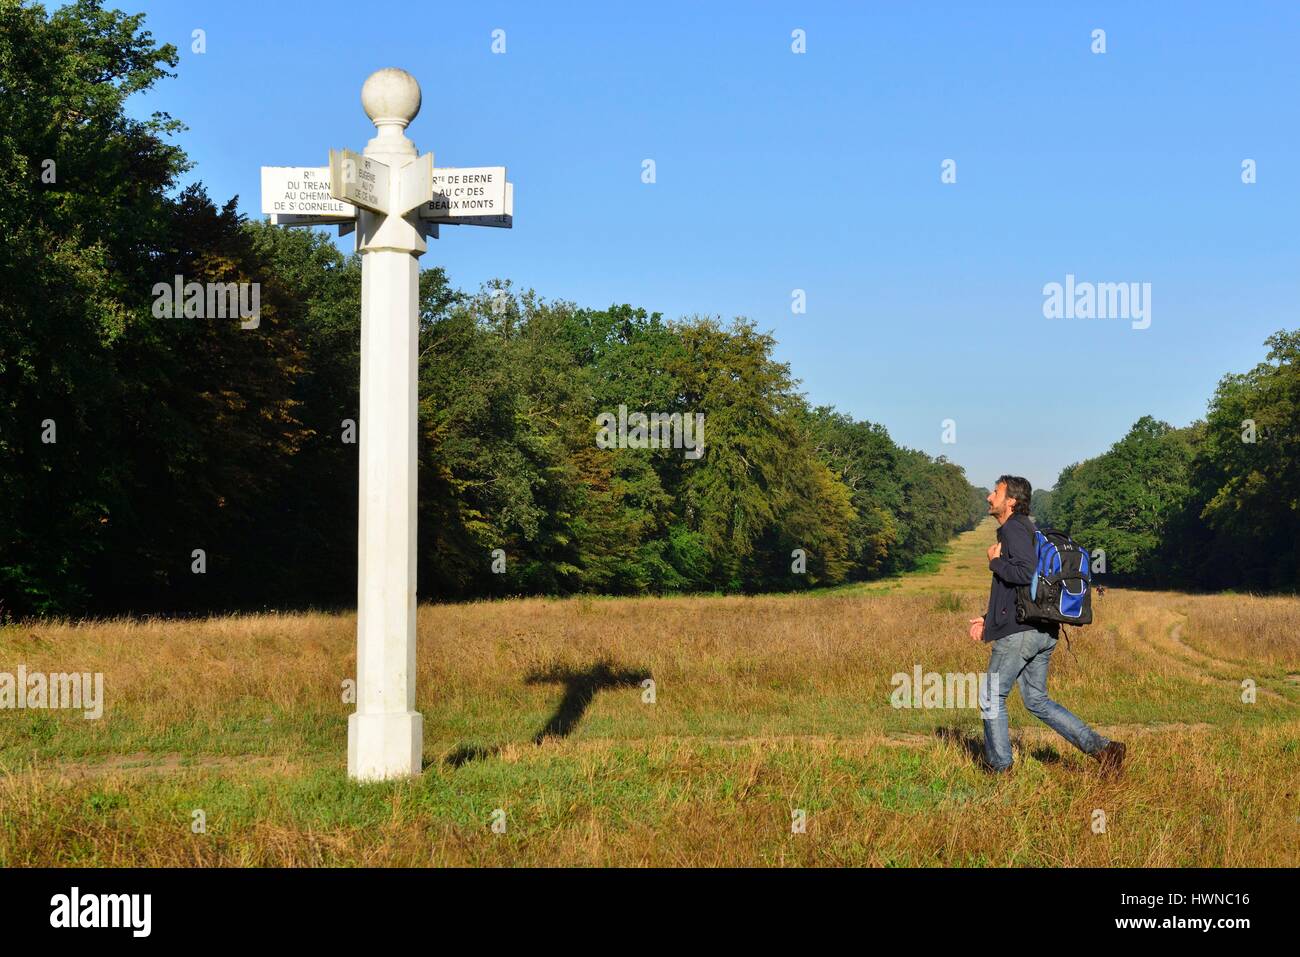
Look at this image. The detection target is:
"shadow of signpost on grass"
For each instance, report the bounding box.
[440,659,651,769]
[524,661,652,743]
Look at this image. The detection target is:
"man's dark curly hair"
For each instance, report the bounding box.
[996,474,1032,516]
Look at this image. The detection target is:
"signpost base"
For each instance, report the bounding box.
[347,711,423,781]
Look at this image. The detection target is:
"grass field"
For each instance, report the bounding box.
[2,519,1298,866]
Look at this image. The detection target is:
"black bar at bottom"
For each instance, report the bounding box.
[0,867,1286,942]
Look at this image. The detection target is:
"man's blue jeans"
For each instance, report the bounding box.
[982,628,1108,771]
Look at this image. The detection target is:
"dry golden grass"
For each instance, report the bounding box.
[1181,594,1300,670]
[1,520,1297,866]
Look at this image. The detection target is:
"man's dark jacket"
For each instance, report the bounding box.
[983,513,1056,642]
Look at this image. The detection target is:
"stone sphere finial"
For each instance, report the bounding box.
[361,68,421,129]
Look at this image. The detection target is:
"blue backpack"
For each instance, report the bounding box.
[1014,526,1093,627]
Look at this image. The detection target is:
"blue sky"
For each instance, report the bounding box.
[113,0,1300,491]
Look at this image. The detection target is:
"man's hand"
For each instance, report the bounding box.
[968,617,985,642]
[986,541,1002,562]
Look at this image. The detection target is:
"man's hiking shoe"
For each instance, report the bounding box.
[1093,740,1127,776]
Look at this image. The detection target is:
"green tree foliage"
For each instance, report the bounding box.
[1029,488,1054,526]
[1,2,324,615]
[1044,330,1300,591]
[1048,417,1196,576]
[407,296,977,599]
[1184,330,1300,588]
[1,0,187,614]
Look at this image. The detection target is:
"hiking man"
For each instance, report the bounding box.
[967,475,1126,774]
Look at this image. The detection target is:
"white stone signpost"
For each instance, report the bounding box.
[260,68,513,781]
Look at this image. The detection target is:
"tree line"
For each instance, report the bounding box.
[0,1,985,617]
[1033,330,1300,592]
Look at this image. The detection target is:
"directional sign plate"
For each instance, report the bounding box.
[398,153,434,214]
[441,182,513,228]
[329,149,390,214]
[417,166,507,220]
[262,166,355,217]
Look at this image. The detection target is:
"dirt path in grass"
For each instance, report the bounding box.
[0,752,296,781]
[1147,617,1293,704]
